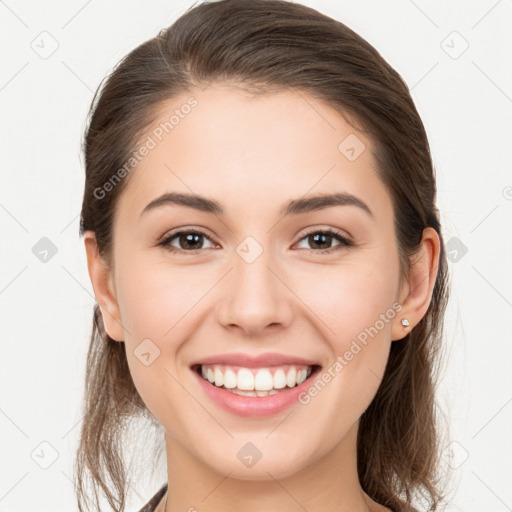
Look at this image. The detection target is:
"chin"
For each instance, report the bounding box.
[202,444,315,481]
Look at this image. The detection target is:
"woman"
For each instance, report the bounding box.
[76,1,449,511]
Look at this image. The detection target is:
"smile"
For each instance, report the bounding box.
[191,362,322,416]
[195,363,315,397]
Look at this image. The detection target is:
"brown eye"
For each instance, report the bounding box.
[159,230,215,253]
[295,229,354,254]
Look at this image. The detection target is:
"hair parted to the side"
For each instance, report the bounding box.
[76,1,450,511]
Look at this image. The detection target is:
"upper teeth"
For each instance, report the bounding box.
[200,364,313,391]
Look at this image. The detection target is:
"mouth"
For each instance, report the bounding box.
[191,363,322,398]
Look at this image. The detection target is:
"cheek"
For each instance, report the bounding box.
[115,258,205,417]
[292,258,400,350]
[292,258,398,411]
[115,255,210,343]
[293,259,399,433]
[111,254,201,389]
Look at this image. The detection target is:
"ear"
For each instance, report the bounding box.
[391,227,441,341]
[83,231,124,342]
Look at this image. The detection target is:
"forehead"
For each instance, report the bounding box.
[115,84,392,223]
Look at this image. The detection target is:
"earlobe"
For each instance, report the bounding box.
[83,231,125,342]
[391,227,441,341]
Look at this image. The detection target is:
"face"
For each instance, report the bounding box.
[91,83,410,480]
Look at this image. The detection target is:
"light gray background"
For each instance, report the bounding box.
[1,0,511,511]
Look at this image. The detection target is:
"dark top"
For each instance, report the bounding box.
[137,484,167,512]
[137,483,418,512]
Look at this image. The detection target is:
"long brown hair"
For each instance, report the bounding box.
[76,1,450,510]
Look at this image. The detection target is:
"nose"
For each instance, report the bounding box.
[216,245,293,337]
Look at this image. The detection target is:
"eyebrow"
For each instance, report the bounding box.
[140,191,373,218]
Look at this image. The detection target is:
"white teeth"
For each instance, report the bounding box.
[296,368,307,385]
[237,368,254,390]
[214,367,223,387]
[254,369,273,390]
[198,363,315,392]
[230,389,253,396]
[223,368,237,389]
[272,369,287,389]
[286,367,297,388]
[230,388,281,397]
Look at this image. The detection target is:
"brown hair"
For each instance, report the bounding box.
[76,1,449,510]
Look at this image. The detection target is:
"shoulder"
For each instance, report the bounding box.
[136,483,168,512]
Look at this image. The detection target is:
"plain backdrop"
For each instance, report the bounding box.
[1,0,511,511]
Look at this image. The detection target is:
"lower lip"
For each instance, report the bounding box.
[192,366,319,417]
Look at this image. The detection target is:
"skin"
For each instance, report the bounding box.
[84,83,440,512]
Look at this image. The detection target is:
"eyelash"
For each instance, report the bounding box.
[157,228,355,255]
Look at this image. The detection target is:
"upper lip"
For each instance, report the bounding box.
[191,352,320,368]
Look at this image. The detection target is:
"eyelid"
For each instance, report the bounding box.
[157,225,216,243]
[294,224,353,243]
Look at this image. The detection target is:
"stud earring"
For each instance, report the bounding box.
[401,318,410,327]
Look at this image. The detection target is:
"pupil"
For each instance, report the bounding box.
[182,233,202,249]
[311,233,330,249]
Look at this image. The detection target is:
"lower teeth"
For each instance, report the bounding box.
[223,388,283,397]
